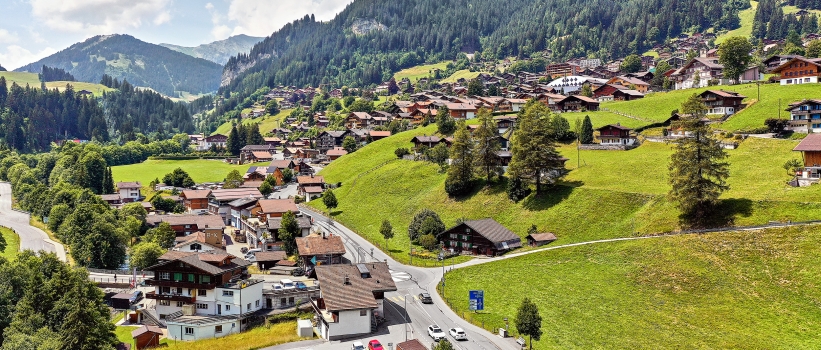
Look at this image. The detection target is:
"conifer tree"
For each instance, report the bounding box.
[227,126,241,155]
[473,108,502,183]
[580,115,594,144]
[445,121,474,196]
[508,101,566,195]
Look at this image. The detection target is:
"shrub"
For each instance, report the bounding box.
[419,234,439,251]
[408,209,445,242]
[395,147,411,158]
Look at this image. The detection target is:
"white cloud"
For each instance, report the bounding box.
[28,0,172,34]
[209,0,352,39]
[0,45,57,71]
[0,29,19,44]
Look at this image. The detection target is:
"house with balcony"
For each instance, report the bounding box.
[786,99,821,133]
[296,235,346,274]
[700,90,746,117]
[227,197,258,229]
[440,218,522,256]
[771,56,821,85]
[597,124,637,147]
[311,262,397,340]
[792,133,821,185]
[180,189,211,214]
[117,182,142,203]
[296,175,326,201]
[671,57,727,90]
[207,188,263,224]
[144,251,264,341]
[145,214,226,245]
[316,130,352,153]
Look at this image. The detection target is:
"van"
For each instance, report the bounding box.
[245,248,261,257]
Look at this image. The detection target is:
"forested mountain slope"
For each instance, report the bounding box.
[16,34,223,96]
[217,0,746,116]
[160,34,263,65]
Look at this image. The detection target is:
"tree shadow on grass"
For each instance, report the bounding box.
[329,210,344,217]
[679,198,753,229]
[521,184,575,211]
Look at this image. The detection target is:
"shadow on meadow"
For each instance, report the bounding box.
[679,198,753,229]
[521,184,576,211]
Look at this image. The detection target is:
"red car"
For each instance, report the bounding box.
[368,339,384,350]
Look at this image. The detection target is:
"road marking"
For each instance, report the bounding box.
[390,270,412,282]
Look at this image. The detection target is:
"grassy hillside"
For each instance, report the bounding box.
[0,72,113,96]
[307,124,821,265]
[213,109,293,136]
[393,62,449,82]
[602,83,821,131]
[0,227,20,260]
[111,159,268,187]
[715,1,758,44]
[444,226,821,349]
[441,69,481,83]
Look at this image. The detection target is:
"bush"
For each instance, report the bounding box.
[507,176,531,202]
[764,118,789,134]
[418,234,439,251]
[395,147,411,158]
[408,209,445,242]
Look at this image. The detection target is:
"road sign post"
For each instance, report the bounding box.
[469,290,484,311]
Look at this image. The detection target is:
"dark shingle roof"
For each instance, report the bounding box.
[794,133,821,151]
[296,235,346,256]
[451,219,522,249]
[315,262,397,311]
[150,251,250,275]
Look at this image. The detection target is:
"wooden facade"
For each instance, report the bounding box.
[771,57,821,85]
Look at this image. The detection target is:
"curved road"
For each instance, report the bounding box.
[0,182,67,262]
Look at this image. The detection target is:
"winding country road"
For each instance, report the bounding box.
[0,182,67,262]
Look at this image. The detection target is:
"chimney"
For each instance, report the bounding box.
[344,275,350,285]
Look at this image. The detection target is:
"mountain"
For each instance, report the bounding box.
[217,0,745,115]
[0,63,5,71]
[15,34,223,96]
[159,34,263,65]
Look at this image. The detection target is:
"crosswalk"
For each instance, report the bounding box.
[390,270,412,282]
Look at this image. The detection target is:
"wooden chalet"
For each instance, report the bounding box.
[770,56,821,85]
[700,90,746,117]
[316,130,351,153]
[611,89,645,101]
[410,135,449,151]
[556,95,600,112]
[525,233,557,247]
[786,99,821,133]
[345,112,373,129]
[597,123,636,146]
[606,76,650,93]
[441,218,522,256]
[180,189,211,213]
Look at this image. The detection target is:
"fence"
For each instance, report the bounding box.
[87,268,154,276]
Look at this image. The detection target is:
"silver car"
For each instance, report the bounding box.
[449,327,467,341]
[428,325,445,341]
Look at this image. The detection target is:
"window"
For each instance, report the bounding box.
[200,275,210,284]
[449,233,457,239]
[360,310,367,316]
[185,327,194,335]
[173,273,182,281]
[176,301,184,307]
[223,290,234,297]
[159,300,170,306]
[225,305,231,311]
[247,303,251,310]
[215,325,223,333]
[196,303,208,309]
[256,300,260,307]
[198,289,207,296]
[288,297,294,305]
[160,272,170,280]
[188,274,195,282]
[161,287,170,294]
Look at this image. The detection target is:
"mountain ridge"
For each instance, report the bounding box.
[15,34,223,96]
[159,34,263,65]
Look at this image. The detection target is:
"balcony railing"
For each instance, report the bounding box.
[145,291,196,303]
[145,279,218,289]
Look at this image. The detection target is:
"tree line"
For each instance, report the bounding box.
[752,0,820,40]
[39,65,75,82]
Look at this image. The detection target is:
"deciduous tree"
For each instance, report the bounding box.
[342,136,358,153]
[323,188,338,210]
[515,297,543,350]
[380,219,394,250]
[130,242,164,270]
[408,209,444,242]
[223,169,243,189]
[718,36,753,84]
[620,54,642,73]
[278,211,299,255]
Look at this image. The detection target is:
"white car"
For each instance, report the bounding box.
[351,341,365,350]
[428,325,445,341]
[449,327,467,341]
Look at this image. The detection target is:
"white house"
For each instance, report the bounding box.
[311,262,397,340]
[597,124,637,146]
[116,182,142,203]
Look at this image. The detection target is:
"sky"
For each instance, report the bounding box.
[0,0,354,70]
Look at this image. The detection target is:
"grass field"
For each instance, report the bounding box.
[441,69,481,84]
[111,159,269,186]
[0,72,113,96]
[715,1,758,44]
[393,62,450,82]
[0,227,20,260]
[561,111,651,129]
[601,83,821,131]
[444,226,821,349]
[213,109,293,136]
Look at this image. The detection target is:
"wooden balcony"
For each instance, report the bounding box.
[144,279,218,290]
[145,291,196,303]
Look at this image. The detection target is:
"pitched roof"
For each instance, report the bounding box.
[117,182,141,189]
[145,214,226,230]
[448,219,522,249]
[270,159,295,169]
[368,131,392,137]
[321,130,348,138]
[181,189,211,200]
[396,339,428,350]
[771,56,821,73]
[326,148,348,157]
[315,262,397,311]
[209,188,262,202]
[597,123,633,131]
[527,233,558,242]
[100,194,121,201]
[701,90,746,99]
[227,196,258,208]
[256,198,298,214]
[131,325,163,338]
[254,251,287,262]
[348,112,372,120]
[411,135,441,143]
[794,133,821,151]
[268,216,312,230]
[251,151,273,159]
[150,251,249,275]
[611,75,649,86]
[296,235,346,256]
[297,175,325,185]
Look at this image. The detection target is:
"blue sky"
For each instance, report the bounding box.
[0,0,354,70]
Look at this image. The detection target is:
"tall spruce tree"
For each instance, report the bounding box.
[508,101,566,194]
[436,105,455,135]
[226,126,241,155]
[580,115,594,144]
[473,108,502,183]
[669,94,730,225]
[445,121,474,196]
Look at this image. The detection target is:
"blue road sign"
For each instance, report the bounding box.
[469,290,484,311]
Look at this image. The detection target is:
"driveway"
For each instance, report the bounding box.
[0,182,67,261]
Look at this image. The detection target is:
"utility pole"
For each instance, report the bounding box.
[779,98,782,119]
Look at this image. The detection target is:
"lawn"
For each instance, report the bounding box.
[0,72,113,96]
[440,69,481,84]
[111,159,269,187]
[443,226,821,349]
[561,110,651,129]
[0,226,20,260]
[602,83,821,132]
[393,62,450,82]
[213,108,293,136]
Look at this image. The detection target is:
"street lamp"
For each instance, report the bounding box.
[402,293,412,342]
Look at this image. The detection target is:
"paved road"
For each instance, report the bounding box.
[0,182,67,262]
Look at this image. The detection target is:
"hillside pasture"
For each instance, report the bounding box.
[213,108,293,136]
[0,72,113,96]
[440,69,481,83]
[444,226,821,349]
[111,159,269,187]
[393,62,450,82]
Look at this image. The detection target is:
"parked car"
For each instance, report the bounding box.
[367,339,384,350]
[428,325,445,341]
[240,247,249,254]
[291,267,305,277]
[279,279,296,290]
[295,281,308,290]
[129,290,143,304]
[418,292,433,304]
[449,327,467,341]
[244,248,261,258]
[351,341,365,350]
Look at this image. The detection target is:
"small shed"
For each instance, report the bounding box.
[526,233,558,247]
[397,339,428,350]
[131,325,163,350]
[297,319,313,338]
[110,293,133,310]
[255,251,288,270]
